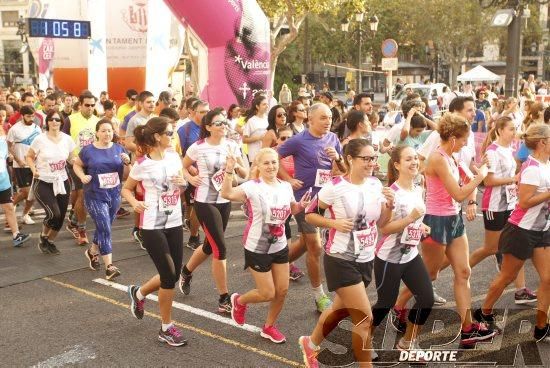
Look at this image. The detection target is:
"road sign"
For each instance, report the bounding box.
[381,39,398,58]
[382,57,398,71]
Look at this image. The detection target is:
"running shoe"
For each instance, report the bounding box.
[289,264,305,281]
[77,229,89,246]
[28,209,35,216]
[85,248,100,271]
[298,336,320,368]
[105,265,121,280]
[46,240,60,255]
[158,325,187,347]
[534,324,550,343]
[37,234,50,254]
[179,272,192,295]
[433,288,447,306]
[261,325,286,343]
[116,207,130,219]
[13,233,31,247]
[473,308,501,334]
[515,288,537,304]
[390,307,408,333]
[66,222,79,239]
[315,295,332,313]
[22,214,35,225]
[185,235,201,250]
[396,338,426,363]
[132,228,145,250]
[218,294,232,314]
[494,252,503,272]
[230,293,247,325]
[460,323,497,347]
[127,285,145,319]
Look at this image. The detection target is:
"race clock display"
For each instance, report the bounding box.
[27,18,91,39]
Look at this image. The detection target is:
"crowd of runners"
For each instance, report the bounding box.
[0,84,549,367]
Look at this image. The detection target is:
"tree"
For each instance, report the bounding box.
[256,0,365,90]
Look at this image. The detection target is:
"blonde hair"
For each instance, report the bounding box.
[522,124,550,150]
[437,113,470,141]
[252,147,279,179]
[522,102,544,132]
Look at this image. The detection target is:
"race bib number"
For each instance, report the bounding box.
[211,169,225,191]
[266,206,291,225]
[314,169,332,187]
[78,129,95,148]
[400,222,423,246]
[159,189,180,213]
[353,224,377,255]
[98,172,120,189]
[48,160,66,173]
[505,184,518,204]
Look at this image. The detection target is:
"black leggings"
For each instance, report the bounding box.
[194,201,231,260]
[372,255,434,326]
[33,179,70,232]
[142,226,184,289]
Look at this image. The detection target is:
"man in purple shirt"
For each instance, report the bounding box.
[278,103,344,312]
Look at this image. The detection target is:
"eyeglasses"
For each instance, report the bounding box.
[277,113,287,118]
[83,103,95,108]
[162,130,174,137]
[48,117,62,122]
[279,136,290,141]
[354,155,378,163]
[211,120,229,127]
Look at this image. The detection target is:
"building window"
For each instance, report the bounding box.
[2,11,19,28]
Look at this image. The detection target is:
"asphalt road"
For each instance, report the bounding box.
[0,201,548,368]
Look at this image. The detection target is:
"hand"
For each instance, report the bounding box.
[225,151,236,173]
[382,187,395,207]
[511,174,519,184]
[332,218,354,233]
[188,165,199,176]
[32,171,39,178]
[132,201,148,214]
[120,153,131,165]
[472,164,489,180]
[407,107,417,119]
[81,175,92,184]
[480,153,490,169]
[299,189,312,209]
[188,175,202,188]
[324,147,339,161]
[289,178,304,191]
[421,224,431,237]
[466,203,477,222]
[408,206,425,222]
[170,175,186,187]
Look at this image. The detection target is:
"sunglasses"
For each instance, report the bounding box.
[83,103,95,108]
[130,96,137,101]
[162,130,174,137]
[279,136,291,141]
[296,108,306,112]
[277,113,287,118]
[354,155,378,163]
[211,120,229,127]
[197,110,210,114]
[48,117,62,122]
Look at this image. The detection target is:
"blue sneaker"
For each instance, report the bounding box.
[13,233,31,247]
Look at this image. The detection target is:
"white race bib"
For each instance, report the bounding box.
[98,172,120,189]
[48,160,66,173]
[505,184,518,204]
[314,169,332,187]
[353,224,377,255]
[400,222,423,246]
[211,168,225,192]
[159,189,180,213]
[266,205,291,225]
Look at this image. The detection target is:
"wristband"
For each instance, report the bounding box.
[225,171,234,175]
[467,200,478,206]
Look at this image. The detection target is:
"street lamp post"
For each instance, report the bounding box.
[341,13,378,93]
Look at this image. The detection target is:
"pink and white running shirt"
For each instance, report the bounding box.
[186,139,241,204]
[376,183,424,264]
[241,179,294,254]
[482,143,517,212]
[129,151,183,230]
[508,156,550,231]
[308,176,384,263]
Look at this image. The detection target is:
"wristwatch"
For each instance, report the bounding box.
[467,200,478,206]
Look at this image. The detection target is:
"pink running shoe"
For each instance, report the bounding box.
[298,336,320,368]
[230,293,247,325]
[260,325,286,343]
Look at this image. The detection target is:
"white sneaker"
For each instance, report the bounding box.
[22,214,35,225]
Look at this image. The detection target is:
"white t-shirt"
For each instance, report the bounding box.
[129,151,183,230]
[508,156,550,232]
[385,123,403,145]
[418,130,476,166]
[186,139,241,204]
[240,179,294,254]
[30,133,75,183]
[482,143,517,212]
[508,111,524,132]
[310,176,384,263]
[243,115,268,162]
[376,183,424,264]
[6,122,42,168]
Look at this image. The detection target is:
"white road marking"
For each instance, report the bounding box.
[93,278,262,333]
[33,344,96,367]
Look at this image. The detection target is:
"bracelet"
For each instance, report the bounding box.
[225,171,234,175]
[467,200,478,206]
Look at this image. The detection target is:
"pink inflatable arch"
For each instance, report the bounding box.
[163,0,271,108]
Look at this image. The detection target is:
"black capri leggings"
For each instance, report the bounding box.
[194,201,231,260]
[372,255,434,326]
[142,226,184,289]
[33,179,70,232]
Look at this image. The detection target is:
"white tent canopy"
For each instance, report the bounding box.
[457,65,501,82]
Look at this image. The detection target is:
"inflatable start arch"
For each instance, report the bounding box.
[163,0,271,108]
